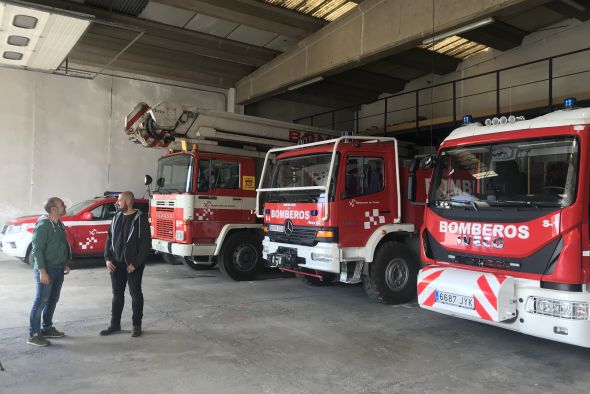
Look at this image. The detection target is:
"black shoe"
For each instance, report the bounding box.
[131,325,142,337]
[99,326,121,336]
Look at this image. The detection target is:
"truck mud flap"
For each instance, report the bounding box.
[417,266,516,322]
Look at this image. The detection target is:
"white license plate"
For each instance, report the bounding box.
[435,290,474,310]
[269,224,285,232]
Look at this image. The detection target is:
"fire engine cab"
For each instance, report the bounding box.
[257,136,430,304]
[416,98,590,347]
[125,102,340,280]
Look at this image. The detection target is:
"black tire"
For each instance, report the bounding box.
[162,253,184,265]
[295,272,337,286]
[362,241,418,305]
[218,232,262,281]
[183,256,216,271]
[23,245,34,265]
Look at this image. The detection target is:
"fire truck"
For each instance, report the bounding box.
[256,136,431,303]
[125,102,340,280]
[414,98,590,347]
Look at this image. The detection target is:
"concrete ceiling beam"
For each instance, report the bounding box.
[235,0,536,105]
[328,69,406,94]
[459,21,528,51]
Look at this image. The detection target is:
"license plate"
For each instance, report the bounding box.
[435,290,474,310]
[269,224,285,233]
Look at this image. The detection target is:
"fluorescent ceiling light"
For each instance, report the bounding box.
[422,18,494,46]
[0,1,93,71]
[287,76,324,91]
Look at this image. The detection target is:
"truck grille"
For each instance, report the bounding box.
[269,227,317,246]
[155,219,174,240]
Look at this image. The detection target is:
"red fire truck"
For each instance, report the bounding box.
[415,98,590,347]
[125,102,340,280]
[257,136,430,303]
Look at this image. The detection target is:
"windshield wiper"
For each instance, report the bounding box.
[493,200,540,209]
[437,198,481,210]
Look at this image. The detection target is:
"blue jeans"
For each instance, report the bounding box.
[29,267,64,337]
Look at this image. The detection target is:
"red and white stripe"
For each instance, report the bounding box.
[418,266,512,322]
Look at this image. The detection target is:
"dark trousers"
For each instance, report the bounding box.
[110,262,145,327]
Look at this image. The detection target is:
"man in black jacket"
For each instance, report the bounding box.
[100,191,151,338]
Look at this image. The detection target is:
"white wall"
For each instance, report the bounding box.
[0,68,225,224]
[358,18,590,132]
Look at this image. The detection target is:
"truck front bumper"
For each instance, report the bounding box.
[152,239,215,257]
[262,236,341,274]
[418,265,590,348]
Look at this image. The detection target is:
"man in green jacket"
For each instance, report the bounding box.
[28,197,70,347]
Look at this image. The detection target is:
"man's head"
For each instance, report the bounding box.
[44,197,66,218]
[116,191,135,211]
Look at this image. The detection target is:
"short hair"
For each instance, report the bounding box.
[120,191,135,204]
[44,197,62,213]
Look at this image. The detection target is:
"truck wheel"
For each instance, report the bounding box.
[218,232,262,281]
[183,256,216,271]
[362,241,418,305]
[295,272,336,286]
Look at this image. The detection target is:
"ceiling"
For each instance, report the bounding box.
[14,0,590,110]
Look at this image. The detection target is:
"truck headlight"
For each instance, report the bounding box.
[175,230,185,241]
[311,252,333,263]
[525,297,589,320]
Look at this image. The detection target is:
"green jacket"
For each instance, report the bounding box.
[32,216,69,270]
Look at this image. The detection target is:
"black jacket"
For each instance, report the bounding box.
[105,209,151,267]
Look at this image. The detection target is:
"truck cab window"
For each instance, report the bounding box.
[344,156,384,197]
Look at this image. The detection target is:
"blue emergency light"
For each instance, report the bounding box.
[310,209,318,217]
[463,114,473,125]
[563,97,576,109]
[264,209,271,214]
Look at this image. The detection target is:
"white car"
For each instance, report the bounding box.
[0,194,148,264]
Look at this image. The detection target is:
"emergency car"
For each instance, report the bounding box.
[0,193,148,264]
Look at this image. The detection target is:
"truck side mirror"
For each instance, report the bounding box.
[144,174,152,186]
[422,155,436,168]
[156,177,165,187]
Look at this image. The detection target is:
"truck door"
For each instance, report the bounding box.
[196,158,243,243]
[338,153,394,248]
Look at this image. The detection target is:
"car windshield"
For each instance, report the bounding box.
[66,200,95,216]
[430,136,579,209]
[156,154,193,193]
[265,153,336,203]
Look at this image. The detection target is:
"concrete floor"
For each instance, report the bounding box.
[2,253,590,394]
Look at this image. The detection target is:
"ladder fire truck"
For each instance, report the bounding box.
[256,136,431,303]
[415,98,590,347]
[125,102,340,280]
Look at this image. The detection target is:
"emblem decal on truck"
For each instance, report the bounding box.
[364,209,385,229]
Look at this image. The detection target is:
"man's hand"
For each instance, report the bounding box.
[127,264,136,273]
[106,260,116,272]
[64,265,71,275]
[40,269,50,285]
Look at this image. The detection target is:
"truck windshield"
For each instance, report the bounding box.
[430,136,578,209]
[156,154,193,193]
[266,153,336,202]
